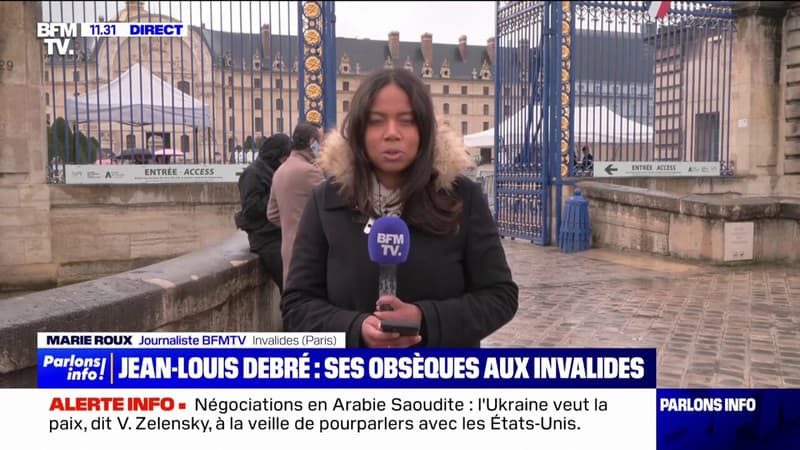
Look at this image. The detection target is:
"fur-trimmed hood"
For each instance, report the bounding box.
[317,124,476,192]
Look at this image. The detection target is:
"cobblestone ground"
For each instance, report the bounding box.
[482,238,800,388]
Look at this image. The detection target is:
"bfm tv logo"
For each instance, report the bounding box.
[377,233,404,257]
[36,23,77,56]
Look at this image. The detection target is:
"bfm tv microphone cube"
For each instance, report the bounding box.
[367,216,411,265]
[367,216,411,299]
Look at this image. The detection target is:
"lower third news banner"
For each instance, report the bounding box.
[1,333,796,448]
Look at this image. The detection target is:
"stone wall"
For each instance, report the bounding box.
[783,4,800,174]
[1,182,241,290]
[0,2,52,290]
[48,183,240,285]
[0,232,280,388]
[575,181,800,264]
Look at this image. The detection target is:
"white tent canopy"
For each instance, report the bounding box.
[463,105,653,148]
[65,63,210,127]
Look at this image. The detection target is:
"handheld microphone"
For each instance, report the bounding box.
[367,216,411,299]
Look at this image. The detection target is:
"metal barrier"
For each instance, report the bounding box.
[41,1,336,184]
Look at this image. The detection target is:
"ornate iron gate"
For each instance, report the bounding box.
[495,1,734,245]
[495,2,560,244]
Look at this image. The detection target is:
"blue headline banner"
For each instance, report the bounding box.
[37,348,656,389]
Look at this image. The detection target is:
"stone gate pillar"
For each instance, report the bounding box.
[0,1,55,290]
[730,2,789,177]
[782,3,800,175]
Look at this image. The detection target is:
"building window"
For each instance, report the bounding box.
[255,117,263,132]
[73,70,80,82]
[425,84,431,93]
[503,87,510,96]
[276,117,284,133]
[343,81,350,91]
[343,100,350,112]
[483,86,489,96]
[45,71,49,82]
[229,116,235,129]
[181,134,189,153]
[483,104,489,115]
[126,134,136,149]
[177,80,190,94]
[253,78,262,88]
[274,79,282,89]
[45,92,50,106]
[461,104,468,115]
[443,85,450,95]
[227,76,233,85]
[483,122,490,130]
[443,103,450,114]
[503,105,510,115]
[276,98,283,110]
[461,86,468,95]
[254,98,262,109]
[228,96,233,108]
[461,121,468,134]
[46,113,50,125]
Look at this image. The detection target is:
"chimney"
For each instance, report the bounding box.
[261,24,270,60]
[127,1,145,17]
[389,31,400,60]
[458,35,467,62]
[487,37,495,65]
[421,32,433,65]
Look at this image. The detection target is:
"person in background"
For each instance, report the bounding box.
[281,68,518,348]
[235,133,291,292]
[580,144,594,172]
[267,122,326,288]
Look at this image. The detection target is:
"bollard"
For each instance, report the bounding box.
[557,188,591,253]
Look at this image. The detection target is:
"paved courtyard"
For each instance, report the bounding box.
[483,238,800,388]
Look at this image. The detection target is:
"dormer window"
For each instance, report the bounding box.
[421,62,433,78]
[272,53,286,71]
[440,59,451,79]
[480,60,492,80]
[339,53,351,74]
[404,56,413,72]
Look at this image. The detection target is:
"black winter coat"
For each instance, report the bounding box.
[281,129,518,348]
[236,158,281,251]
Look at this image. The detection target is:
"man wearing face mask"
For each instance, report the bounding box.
[268,122,326,287]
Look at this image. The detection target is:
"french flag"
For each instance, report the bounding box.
[648,1,671,19]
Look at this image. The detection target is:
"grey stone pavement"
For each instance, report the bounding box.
[482,239,800,389]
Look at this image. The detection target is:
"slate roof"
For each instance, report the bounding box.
[68,27,653,84]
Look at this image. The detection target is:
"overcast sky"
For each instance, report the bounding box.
[335,2,496,45]
[42,1,497,45]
